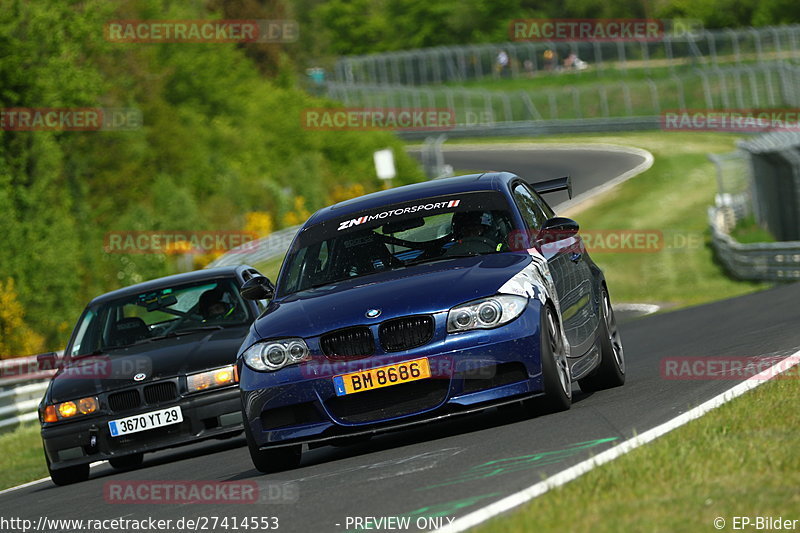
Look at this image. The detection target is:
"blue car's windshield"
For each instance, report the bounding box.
[278,191,516,296]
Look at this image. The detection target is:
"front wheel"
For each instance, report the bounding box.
[47,454,90,486]
[527,305,572,414]
[579,287,625,392]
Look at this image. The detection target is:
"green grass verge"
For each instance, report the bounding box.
[0,423,47,490]
[476,374,800,533]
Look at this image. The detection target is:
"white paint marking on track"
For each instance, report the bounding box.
[0,461,106,497]
[435,348,800,533]
[614,303,661,316]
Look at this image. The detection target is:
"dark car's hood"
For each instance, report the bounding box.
[48,326,248,403]
[255,253,532,339]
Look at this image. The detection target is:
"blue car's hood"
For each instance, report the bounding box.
[255,253,532,339]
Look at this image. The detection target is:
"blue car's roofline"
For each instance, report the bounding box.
[305,172,517,226]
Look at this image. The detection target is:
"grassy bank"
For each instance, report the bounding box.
[476,373,800,533]
[0,423,47,490]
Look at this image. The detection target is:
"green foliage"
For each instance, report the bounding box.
[0,0,424,349]
[308,0,800,56]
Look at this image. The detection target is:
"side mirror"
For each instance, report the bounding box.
[240,276,275,301]
[537,217,580,244]
[37,352,60,371]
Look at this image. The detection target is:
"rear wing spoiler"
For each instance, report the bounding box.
[532,176,572,199]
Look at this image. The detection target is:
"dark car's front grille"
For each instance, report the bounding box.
[144,381,178,404]
[321,327,375,360]
[108,389,141,412]
[326,379,448,423]
[379,315,434,352]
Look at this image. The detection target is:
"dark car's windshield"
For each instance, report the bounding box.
[68,278,251,357]
[278,191,516,296]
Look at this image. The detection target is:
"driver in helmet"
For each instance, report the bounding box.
[445,211,499,256]
[199,288,235,321]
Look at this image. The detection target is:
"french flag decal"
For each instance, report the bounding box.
[447,199,461,208]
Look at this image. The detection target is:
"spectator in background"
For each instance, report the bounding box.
[495,49,509,78]
[564,52,588,71]
[543,48,556,72]
[523,59,534,77]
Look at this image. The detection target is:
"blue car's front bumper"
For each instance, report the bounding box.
[240,303,545,449]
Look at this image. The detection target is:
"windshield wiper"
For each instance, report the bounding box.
[69,350,106,361]
[145,325,224,343]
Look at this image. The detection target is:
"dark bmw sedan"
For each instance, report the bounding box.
[38,265,266,485]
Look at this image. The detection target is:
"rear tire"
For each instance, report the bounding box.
[245,426,302,473]
[579,287,625,392]
[109,453,143,470]
[526,305,571,414]
[47,455,90,486]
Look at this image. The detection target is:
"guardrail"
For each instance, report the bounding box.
[0,355,57,433]
[709,206,800,280]
[708,146,800,281]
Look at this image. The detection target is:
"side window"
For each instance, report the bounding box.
[512,184,548,230]
[531,188,555,219]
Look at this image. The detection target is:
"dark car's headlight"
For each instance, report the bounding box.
[447,295,528,333]
[40,396,99,423]
[242,338,311,372]
[187,364,237,392]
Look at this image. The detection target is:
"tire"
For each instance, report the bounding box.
[47,455,90,486]
[245,426,302,474]
[527,305,572,414]
[579,287,625,392]
[109,453,143,470]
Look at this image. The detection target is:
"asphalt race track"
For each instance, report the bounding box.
[407,143,649,207]
[3,147,797,532]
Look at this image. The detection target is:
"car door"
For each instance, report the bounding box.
[511,181,597,356]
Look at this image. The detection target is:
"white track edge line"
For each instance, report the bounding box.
[0,461,105,497]
[435,349,800,533]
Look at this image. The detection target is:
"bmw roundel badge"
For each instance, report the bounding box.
[365,309,382,319]
[133,373,147,382]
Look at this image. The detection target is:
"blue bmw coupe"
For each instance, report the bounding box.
[237,172,625,472]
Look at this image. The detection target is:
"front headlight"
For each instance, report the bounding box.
[40,396,99,423]
[447,295,528,333]
[187,364,237,392]
[242,338,311,372]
